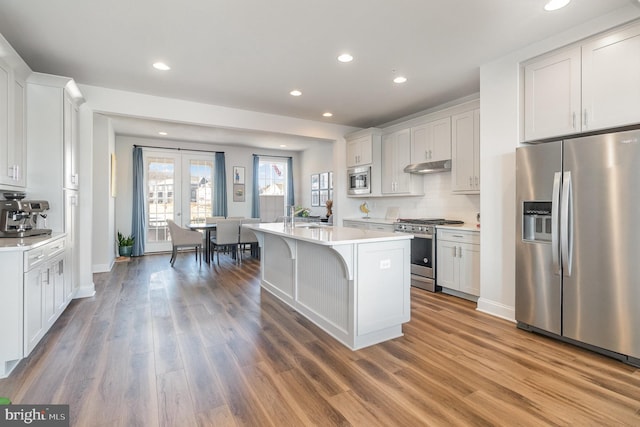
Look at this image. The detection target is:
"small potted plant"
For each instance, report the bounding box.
[117,232,135,257]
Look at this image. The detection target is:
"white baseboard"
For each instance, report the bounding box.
[476,297,516,323]
[92,260,114,273]
[74,283,96,299]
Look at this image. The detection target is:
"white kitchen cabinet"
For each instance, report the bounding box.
[436,229,480,296]
[346,129,381,168]
[451,109,480,194]
[410,117,451,163]
[523,47,581,141]
[523,21,640,142]
[382,129,423,195]
[343,219,394,232]
[0,57,27,188]
[582,22,640,133]
[22,236,68,357]
[27,73,84,298]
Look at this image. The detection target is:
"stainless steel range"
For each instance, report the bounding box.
[394,218,464,292]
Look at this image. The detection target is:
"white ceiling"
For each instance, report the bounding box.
[0,0,636,148]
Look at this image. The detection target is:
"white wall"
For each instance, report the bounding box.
[300,141,336,218]
[477,9,640,320]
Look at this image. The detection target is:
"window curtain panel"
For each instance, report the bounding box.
[214,152,228,217]
[287,157,294,207]
[131,146,146,256]
[251,155,260,218]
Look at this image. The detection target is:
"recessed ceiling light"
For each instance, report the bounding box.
[323,112,333,117]
[280,144,287,148]
[393,76,408,84]
[158,131,168,136]
[544,0,571,11]
[153,62,171,71]
[337,53,353,63]
[290,90,302,96]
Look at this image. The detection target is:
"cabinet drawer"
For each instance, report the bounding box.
[437,229,480,244]
[24,238,65,271]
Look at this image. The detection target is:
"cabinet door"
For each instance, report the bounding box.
[346,135,372,167]
[393,129,411,193]
[410,118,451,163]
[63,90,79,189]
[459,243,480,296]
[53,256,65,312]
[10,79,26,187]
[452,110,480,193]
[24,268,44,355]
[381,134,395,193]
[436,239,458,290]
[43,263,56,326]
[0,59,9,186]
[582,23,640,132]
[523,47,581,141]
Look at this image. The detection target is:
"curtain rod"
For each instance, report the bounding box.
[253,153,292,159]
[134,144,224,154]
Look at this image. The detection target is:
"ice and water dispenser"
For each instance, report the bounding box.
[522,201,552,242]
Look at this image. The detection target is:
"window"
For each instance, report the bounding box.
[258,158,289,221]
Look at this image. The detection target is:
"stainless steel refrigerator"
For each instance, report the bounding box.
[516,128,640,365]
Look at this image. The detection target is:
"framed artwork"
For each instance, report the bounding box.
[319,172,329,189]
[311,174,319,190]
[233,166,245,184]
[319,189,329,205]
[233,184,245,202]
[311,190,320,206]
[329,172,333,189]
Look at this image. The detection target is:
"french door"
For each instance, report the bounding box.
[143,149,214,253]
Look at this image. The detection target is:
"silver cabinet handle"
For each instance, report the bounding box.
[572,112,576,130]
[583,109,588,129]
[452,246,456,257]
[475,176,479,187]
[458,246,462,258]
[425,150,428,160]
[551,172,561,275]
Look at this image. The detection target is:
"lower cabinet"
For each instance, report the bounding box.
[23,237,68,355]
[343,219,394,232]
[436,229,480,296]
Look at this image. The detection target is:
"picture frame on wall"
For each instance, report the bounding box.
[233,166,245,184]
[320,172,329,189]
[311,190,319,206]
[319,189,329,205]
[311,174,319,190]
[233,184,245,202]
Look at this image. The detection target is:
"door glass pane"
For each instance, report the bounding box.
[147,156,175,244]
[258,158,287,221]
[188,159,213,223]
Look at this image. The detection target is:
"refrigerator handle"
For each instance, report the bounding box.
[561,171,573,276]
[551,172,561,275]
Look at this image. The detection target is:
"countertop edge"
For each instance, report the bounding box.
[436,224,480,232]
[0,232,66,251]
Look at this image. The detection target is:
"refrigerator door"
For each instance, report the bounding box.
[562,129,640,359]
[515,141,562,334]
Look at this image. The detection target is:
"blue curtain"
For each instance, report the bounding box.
[131,147,146,256]
[251,155,260,218]
[214,152,228,217]
[287,157,294,207]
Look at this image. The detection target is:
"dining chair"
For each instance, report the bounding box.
[238,218,260,262]
[205,216,225,242]
[166,220,203,267]
[210,219,241,265]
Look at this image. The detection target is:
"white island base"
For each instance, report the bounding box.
[246,223,412,350]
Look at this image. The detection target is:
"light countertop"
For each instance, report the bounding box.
[343,217,398,225]
[0,232,65,252]
[245,222,412,246]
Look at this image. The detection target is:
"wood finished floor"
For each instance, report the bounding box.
[1,253,640,426]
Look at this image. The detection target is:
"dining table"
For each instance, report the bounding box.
[187,222,216,263]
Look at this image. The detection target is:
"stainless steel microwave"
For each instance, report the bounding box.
[347,166,371,195]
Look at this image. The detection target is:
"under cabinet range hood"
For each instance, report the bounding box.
[403,159,451,174]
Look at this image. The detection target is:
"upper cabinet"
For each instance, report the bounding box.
[0,57,27,189]
[381,129,423,195]
[346,129,381,168]
[523,21,640,142]
[452,109,480,194]
[523,47,581,141]
[410,117,451,164]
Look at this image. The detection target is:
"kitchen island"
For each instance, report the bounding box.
[244,222,413,350]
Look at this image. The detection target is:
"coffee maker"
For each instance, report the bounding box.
[0,192,52,238]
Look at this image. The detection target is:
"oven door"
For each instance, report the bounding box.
[410,234,433,278]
